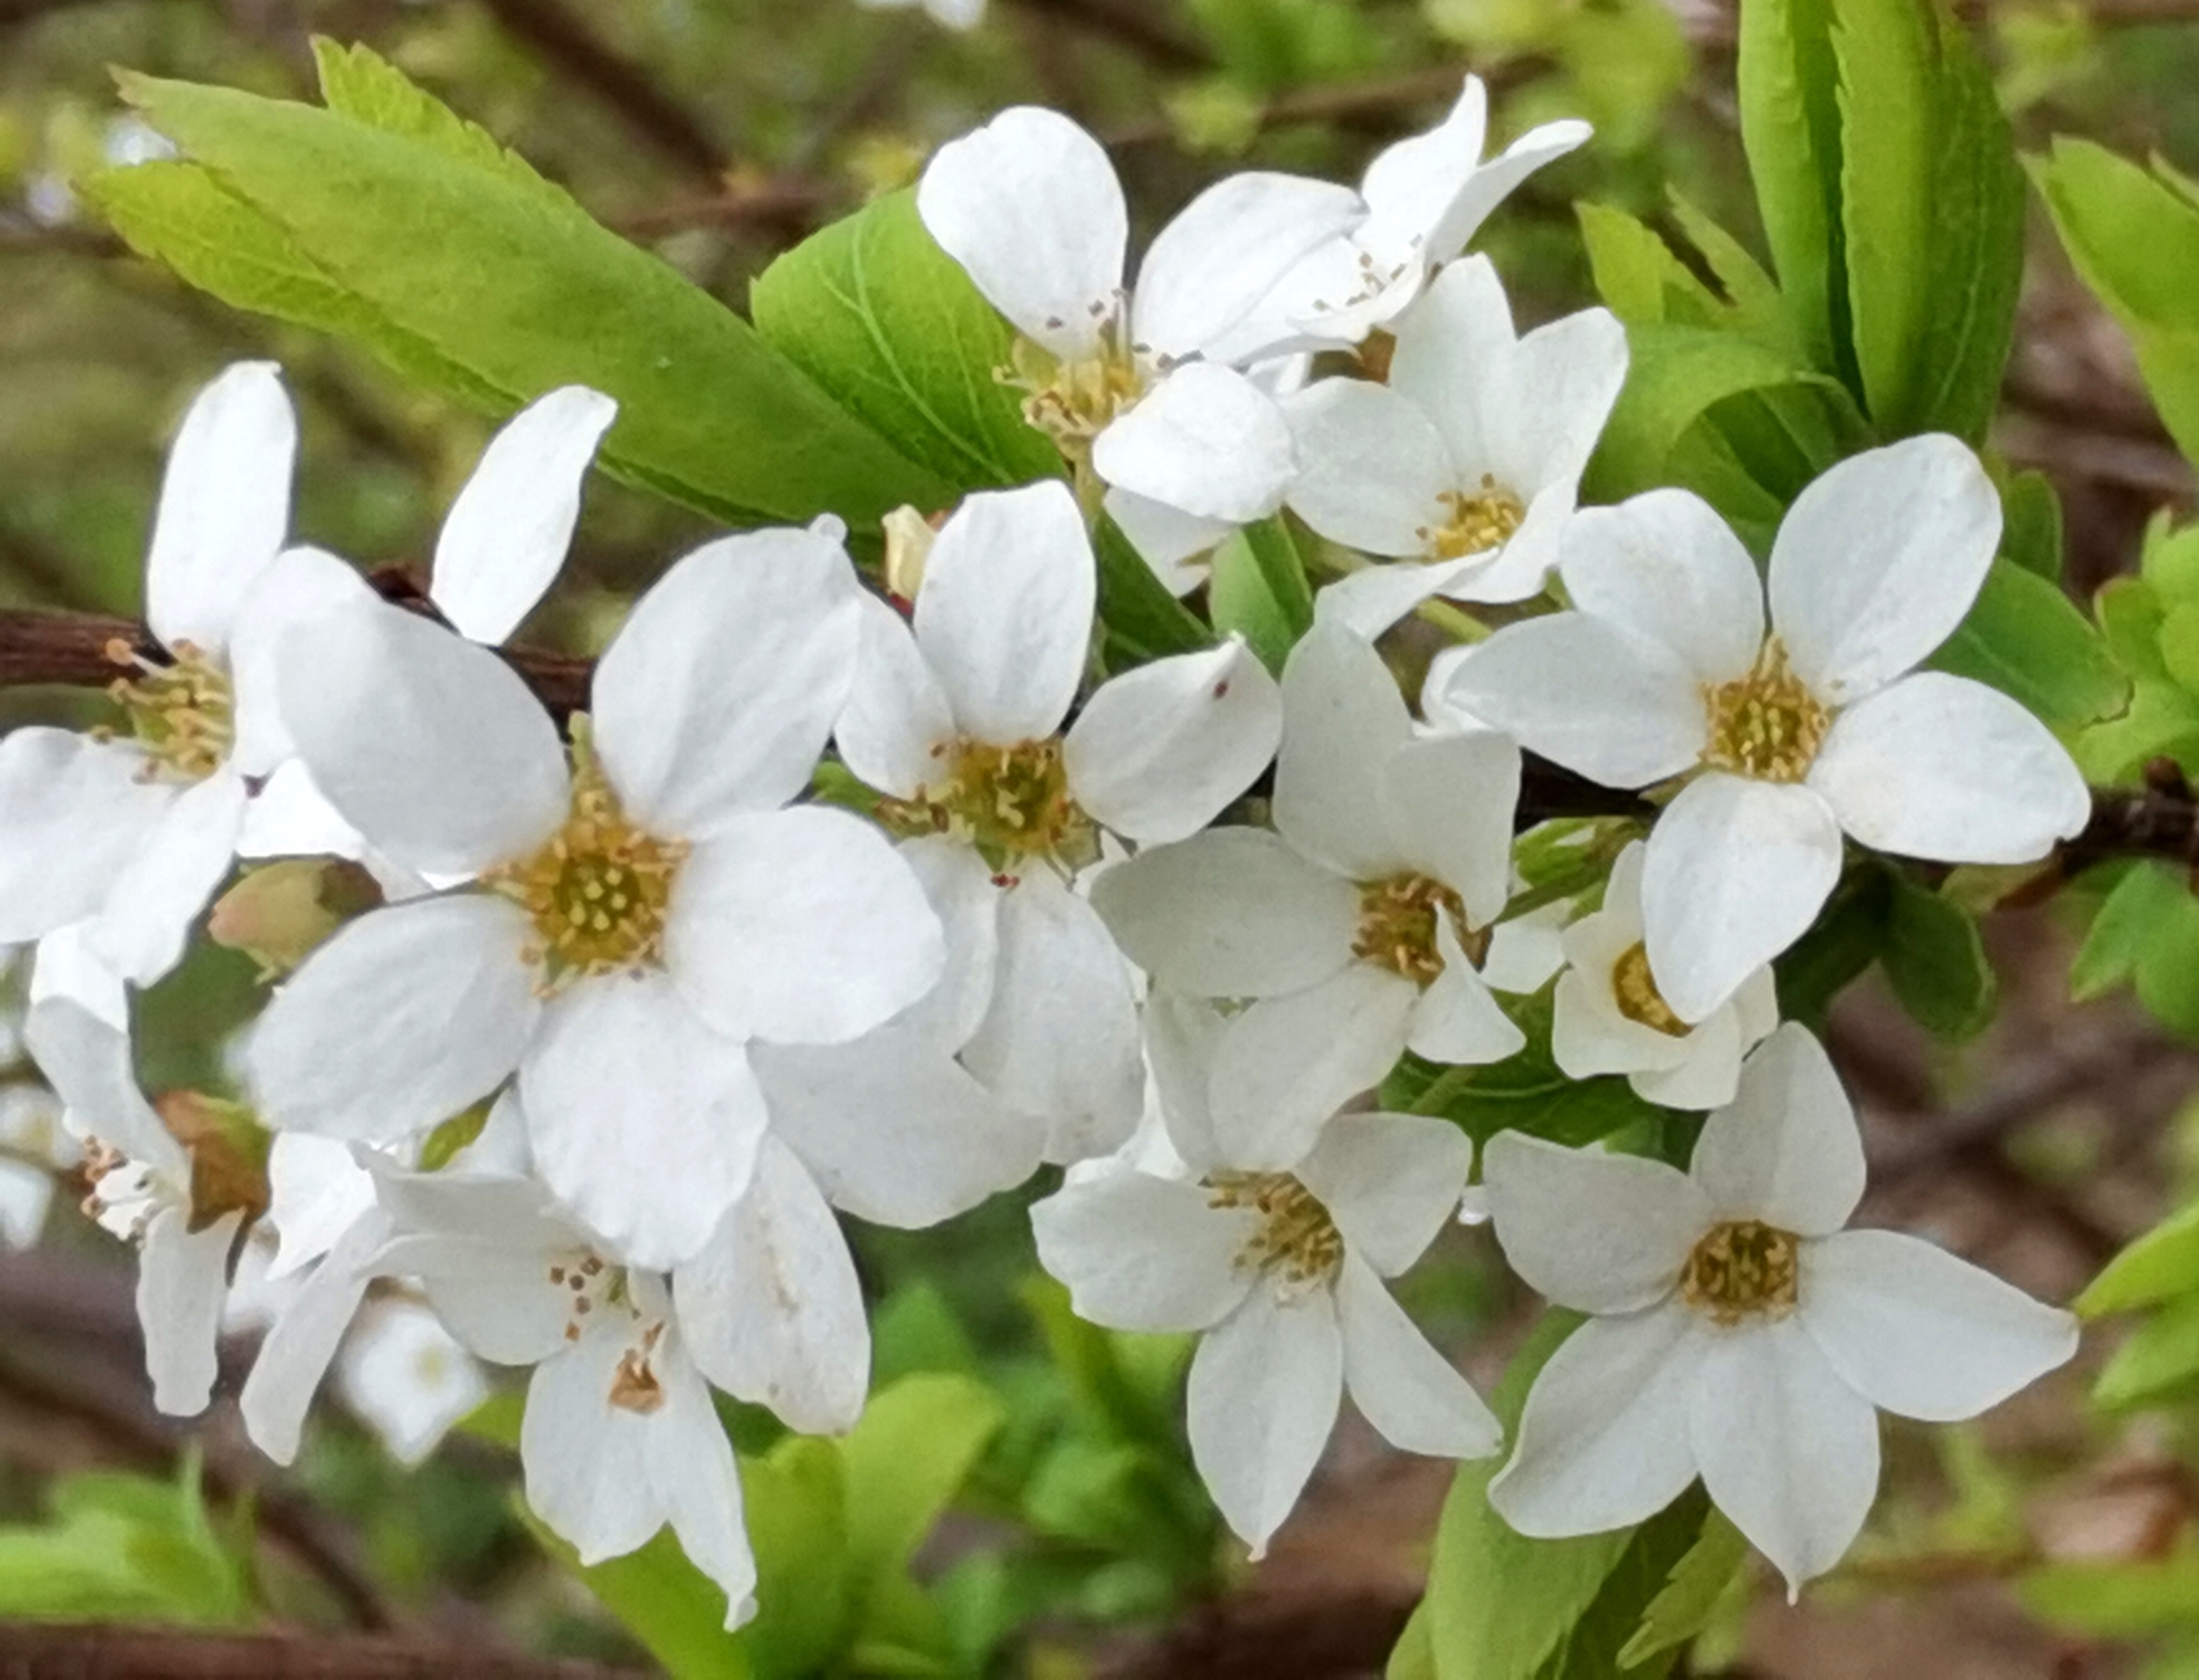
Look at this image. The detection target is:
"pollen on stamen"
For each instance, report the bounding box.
[104,639,236,784]
[1208,1172,1344,1295]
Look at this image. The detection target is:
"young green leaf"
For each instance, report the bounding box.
[1881,870,1998,1041]
[1207,515,1314,674]
[1092,517,1216,670]
[1614,1511,1751,1669]
[1932,557,2131,730]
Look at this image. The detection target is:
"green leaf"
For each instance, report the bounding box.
[2081,1194,2199,1316]
[2094,1293,2199,1409]
[2001,471,2065,580]
[529,1519,751,1680]
[1577,202,1727,328]
[1773,866,1890,1026]
[310,37,571,202]
[1736,0,1846,375]
[1615,1511,1750,1668]
[1092,516,1216,669]
[740,1437,853,1680]
[1881,870,1997,1041]
[104,67,948,529]
[1388,1603,1439,1680]
[751,190,1064,498]
[1932,557,2130,729]
[1207,515,1314,674]
[1385,993,1666,1150]
[2022,1554,2199,1637]
[839,1373,1007,1591]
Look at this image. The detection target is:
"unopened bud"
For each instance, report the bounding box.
[882,505,945,605]
[209,859,383,978]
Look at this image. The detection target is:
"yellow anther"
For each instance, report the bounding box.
[1208,1172,1344,1291]
[1701,639,1828,784]
[1611,942,1689,1037]
[1683,1220,1800,1325]
[105,639,234,783]
[1420,476,1526,562]
[1353,873,1479,988]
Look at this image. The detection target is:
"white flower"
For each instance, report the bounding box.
[0,1082,70,1249]
[855,0,982,26]
[24,998,243,1416]
[0,362,362,983]
[1228,75,1591,352]
[1481,1024,2078,1594]
[1285,257,1627,637]
[917,107,1364,579]
[1550,840,1777,1110]
[1031,996,1500,1556]
[244,525,944,1269]
[1093,624,1539,1167]
[836,481,1282,1161]
[336,1299,491,1467]
[1440,439,2092,1021]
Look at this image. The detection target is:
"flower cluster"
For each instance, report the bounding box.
[1,80,2091,1622]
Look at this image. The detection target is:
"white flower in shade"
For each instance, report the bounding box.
[855,0,982,26]
[243,525,944,1269]
[23,999,246,1416]
[0,1083,69,1249]
[1551,841,1777,1111]
[1284,257,1626,638]
[1031,996,1500,1556]
[1441,439,2092,1022]
[1093,624,1539,1167]
[1481,1024,2078,1594]
[336,1299,490,1467]
[0,362,366,983]
[1227,76,1591,354]
[917,107,1364,579]
[837,481,1282,1162]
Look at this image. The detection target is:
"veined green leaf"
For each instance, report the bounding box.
[1092,516,1215,670]
[1932,557,2130,730]
[1881,871,1997,1041]
[1736,0,1846,376]
[1208,514,1314,674]
[1614,1511,1750,1669]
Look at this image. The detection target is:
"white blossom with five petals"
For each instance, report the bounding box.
[1482,1024,2078,1593]
[1441,438,2091,1022]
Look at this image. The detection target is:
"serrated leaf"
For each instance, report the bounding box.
[751,189,1064,498]
[2082,1195,2199,1316]
[1833,0,1936,427]
[1737,0,1847,376]
[1577,202,1726,328]
[311,38,570,207]
[1615,1511,1750,1668]
[107,71,948,529]
[1881,870,1997,1041]
[1933,557,2130,729]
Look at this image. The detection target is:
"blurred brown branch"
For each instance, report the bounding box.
[1000,0,1213,72]
[0,1626,644,1678]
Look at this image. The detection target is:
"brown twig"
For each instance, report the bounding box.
[470,0,730,183]
[0,1626,644,1678]
[999,0,1213,72]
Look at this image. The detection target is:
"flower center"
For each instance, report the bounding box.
[1209,1171,1343,1293]
[1700,639,1828,784]
[881,736,1096,872]
[1420,478,1525,562]
[485,765,687,993]
[1354,872,1482,987]
[609,1322,667,1416]
[1611,942,1690,1037]
[1682,1220,1800,1325]
[104,638,233,782]
[1004,327,1144,469]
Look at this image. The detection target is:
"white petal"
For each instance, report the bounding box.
[1426,117,1592,259]
[89,768,247,985]
[887,835,1000,1049]
[668,807,944,1047]
[1483,306,1630,495]
[520,973,767,1270]
[265,1132,376,1279]
[752,1021,1040,1228]
[233,761,366,862]
[1088,827,1357,999]
[145,362,296,652]
[0,730,174,946]
[1336,1252,1500,1458]
[225,545,381,779]
[1799,1228,2078,1423]
[1298,1111,1473,1276]
[1436,476,1572,606]
[1690,1023,1865,1237]
[1768,435,2001,705]
[1091,364,1294,523]
[1389,254,1516,471]
[1809,673,2090,864]
[25,998,180,1174]
[1208,966,1416,1170]
[1102,489,1234,591]
[1133,173,1365,361]
[1690,1318,1879,1596]
[650,1347,758,1627]
[1640,776,1844,1026]
[279,600,568,878]
[915,482,1094,747]
[245,894,540,1143]
[916,106,1126,361]
[1358,77,1490,247]
[1280,380,1452,557]
[961,871,1143,1163]
[1143,990,1230,1174]
[432,388,617,644]
[1031,1168,1255,1332]
[140,1206,242,1416]
[1311,558,1479,641]
[1408,930,1525,1066]
[522,1332,660,1563]
[1441,617,1705,789]
[27,925,128,1027]
[1560,491,1763,684]
[676,1136,867,1434]
[1067,638,1282,843]
[836,593,955,800]
[240,1208,387,1463]
[1381,728,1519,928]
[1187,1286,1344,1557]
[1490,1304,1704,1538]
[1272,622,1414,879]
[1483,1132,1707,1313]
[594,527,860,835]
[1629,1007,1749,1113]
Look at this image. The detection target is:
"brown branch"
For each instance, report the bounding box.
[999,0,1214,72]
[469,0,730,183]
[0,1626,643,1678]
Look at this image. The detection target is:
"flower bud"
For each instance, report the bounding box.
[208,859,383,978]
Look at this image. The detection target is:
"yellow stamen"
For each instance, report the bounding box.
[1701,639,1828,784]
[104,638,233,783]
[1682,1220,1800,1325]
[1420,477,1525,562]
[1611,942,1689,1037]
[1209,1172,1343,1291]
[1353,872,1481,988]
